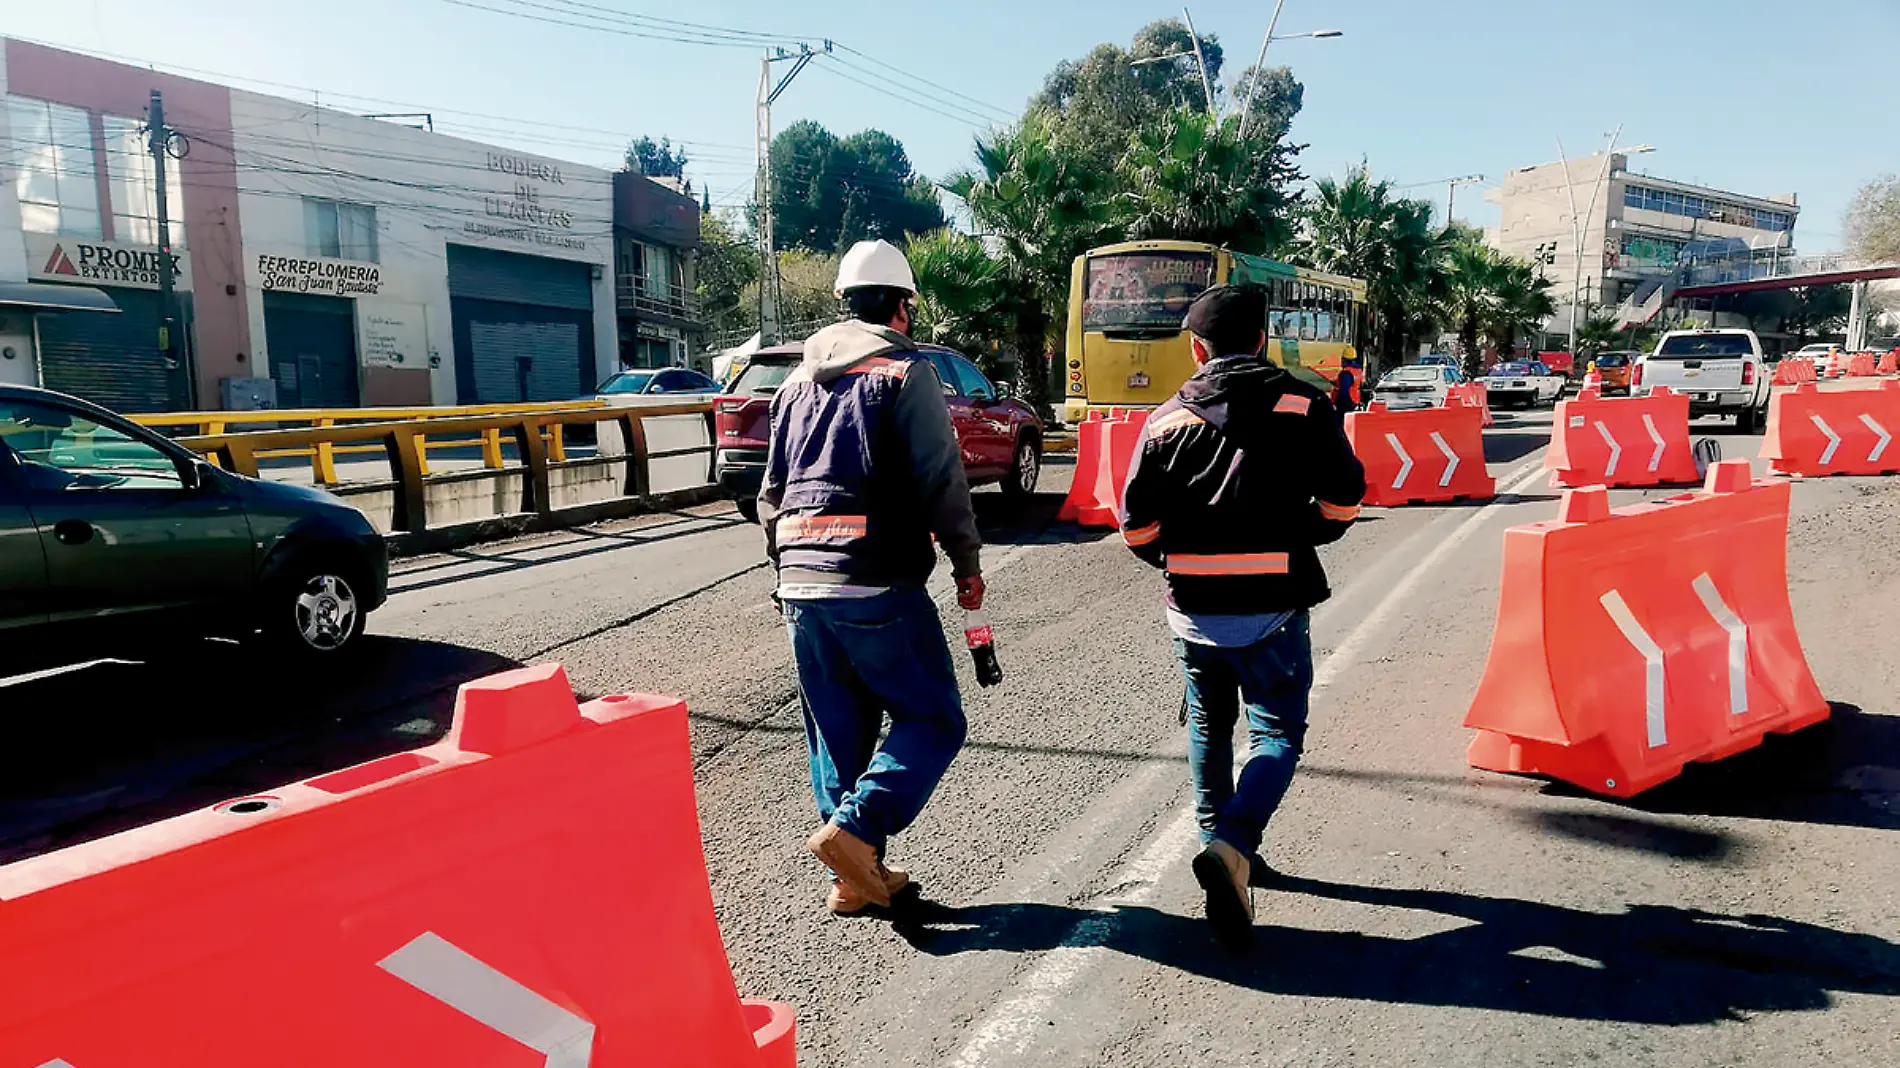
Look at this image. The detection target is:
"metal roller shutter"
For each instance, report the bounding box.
[264,291,361,410]
[446,245,597,404]
[34,288,191,413]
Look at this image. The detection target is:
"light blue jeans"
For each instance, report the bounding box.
[782,587,968,851]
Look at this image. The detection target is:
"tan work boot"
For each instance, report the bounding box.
[808,823,891,908]
[826,865,911,915]
[1192,839,1254,945]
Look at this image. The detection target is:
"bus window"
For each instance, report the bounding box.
[1082,251,1216,331]
[1300,285,1318,341]
[1316,306,1334,342]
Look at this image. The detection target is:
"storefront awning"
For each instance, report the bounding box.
[0,281,121,313]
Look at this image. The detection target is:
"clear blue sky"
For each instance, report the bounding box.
[7,0,1894,251]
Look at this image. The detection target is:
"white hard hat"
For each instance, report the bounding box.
[835,239,917,297]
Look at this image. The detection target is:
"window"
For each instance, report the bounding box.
[7,96,102,238]
[303,198,378,261]
[1299,284,1318,341]
[100,115,187,249]
[926,352,959,395]
[0,399,182,492]
[1315,286,1334,344]
[950,356,995,400]
[1081,251,1215,330]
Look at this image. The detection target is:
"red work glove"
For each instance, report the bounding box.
[956,574,985,611]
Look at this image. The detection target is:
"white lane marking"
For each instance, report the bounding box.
[1600,591,1667,748]
[1430,431,1459,488]
[1691,574,1749,716]
[380,932,596,1068]
[1595,421,1622,476]
[1642,414,1666,473]
[1861,414,1892,463]
[1386,432,1414,488]
[946,462,1551,1067]
[1810,414,1842,465]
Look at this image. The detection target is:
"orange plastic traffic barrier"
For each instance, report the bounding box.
[1446,382,1494,427]
[1345,401,1495,506]
[1546,387,1699,488]
[1465,460,1828,798]
[1057,408,1149,529]
[1772,359,1806,386]
[1846,352,1878,377]
[0,664,796,1068]
[1879,351,1899,375]
[1761,379,1900,477]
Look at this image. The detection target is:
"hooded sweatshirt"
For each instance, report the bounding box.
[758,319,982,590]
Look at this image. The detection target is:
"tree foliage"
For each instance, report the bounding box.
[697,210,760,344]
[1117,108,1302,253]
[1844,173,1900,264]
[1290,165,1444,368]
[624,136,688,179]
[906,229,1018,375]
[769,121,946,254]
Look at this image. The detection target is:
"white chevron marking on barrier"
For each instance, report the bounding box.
[1430,431,1459,487]
[1642,414,1666,472]
[1691,574,1749,716]
[1810,413,1842,465]
[1601,590,1667,748]
[1385,432,1414,488]
[1595,421,1623,477]
[1861,414,1892,463]
[381,932,596,1068]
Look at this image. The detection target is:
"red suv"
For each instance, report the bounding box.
[715,343,1044,522]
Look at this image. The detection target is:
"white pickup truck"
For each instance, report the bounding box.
[1635,329,1773,432]
[1480,359,1565,409]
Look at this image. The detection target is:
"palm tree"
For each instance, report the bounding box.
[944,114,1121,417]
[1116,108,1298,254]
[1292,165,1448,369]
[905,229,1015,373]
[1573,309,1625,362]
[1437,241,1502,376]
[1481,259,1556,358]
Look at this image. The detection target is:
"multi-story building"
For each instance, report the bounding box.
[0,38,621,412]
[1489,151,1800,345]
[612,172,703,371]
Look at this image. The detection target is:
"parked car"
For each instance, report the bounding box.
[1482,359,1565,408]
[1417,353,1459,369]
[1589,351,1637,395]
[0,385,388,674]
[713,344,1043,523]
[1372,363,1465,411]
[1635,329,1772,431]
[594,367,721,403]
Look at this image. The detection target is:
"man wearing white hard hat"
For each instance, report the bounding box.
[758,239,985,915]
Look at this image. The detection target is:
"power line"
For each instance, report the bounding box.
[812,60,987,130]
[829,42,1014,120]
[435,0,793,49]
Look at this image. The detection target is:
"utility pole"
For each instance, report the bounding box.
[1238,0,1287,136]
[147,90,182,394]
[755,42,826,346]
[1180,7,1217,114]
[1443,174,1484,230]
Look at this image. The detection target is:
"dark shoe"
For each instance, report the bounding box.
[827,865,912,916]
[808,823,891,908]
[1192,839,1254,946]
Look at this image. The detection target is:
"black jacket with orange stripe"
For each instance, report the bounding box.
[1120,355,1367,615]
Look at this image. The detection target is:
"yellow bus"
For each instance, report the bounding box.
[1061,239,1369,424]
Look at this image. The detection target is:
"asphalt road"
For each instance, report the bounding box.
[4,405,1896,1066]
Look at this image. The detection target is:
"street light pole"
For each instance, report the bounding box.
[1238,0,1287,135]
[1557,127,1652,352]
[1180,7,1218,114]
[755,42,827,346]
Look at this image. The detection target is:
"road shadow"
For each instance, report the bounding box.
[389,511,746,595]
[0,637,521,863]
[1483,430,1552,465]
[971,488,1114,547]
[1567,703,1900,832]
[893,874,1900,1024]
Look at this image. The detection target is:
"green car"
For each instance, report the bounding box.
[1,384,387,673]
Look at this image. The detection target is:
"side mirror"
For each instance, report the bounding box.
[995,381,1015,401]
[179,458,214,492]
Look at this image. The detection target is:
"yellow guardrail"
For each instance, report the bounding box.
[129,401,610,485]
[175,401,714,535]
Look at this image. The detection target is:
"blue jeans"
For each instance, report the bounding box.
[1174,612,1314,857]
[782,587,968,851]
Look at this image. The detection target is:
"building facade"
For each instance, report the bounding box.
[0,38,619,412]
[612,171,703,371]
[1488,151,1800,345]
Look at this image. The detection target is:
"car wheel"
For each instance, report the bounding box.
[262,560,368,659]
[736,496,759,524]
[1735,405,1760,434]
[1003,435,1042,499]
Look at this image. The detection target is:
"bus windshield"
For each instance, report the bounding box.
[1082,252,1216,330]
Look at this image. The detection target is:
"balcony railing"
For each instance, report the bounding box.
[616,275,701,321]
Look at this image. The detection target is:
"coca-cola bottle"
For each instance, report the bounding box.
[964,608,1004,688]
